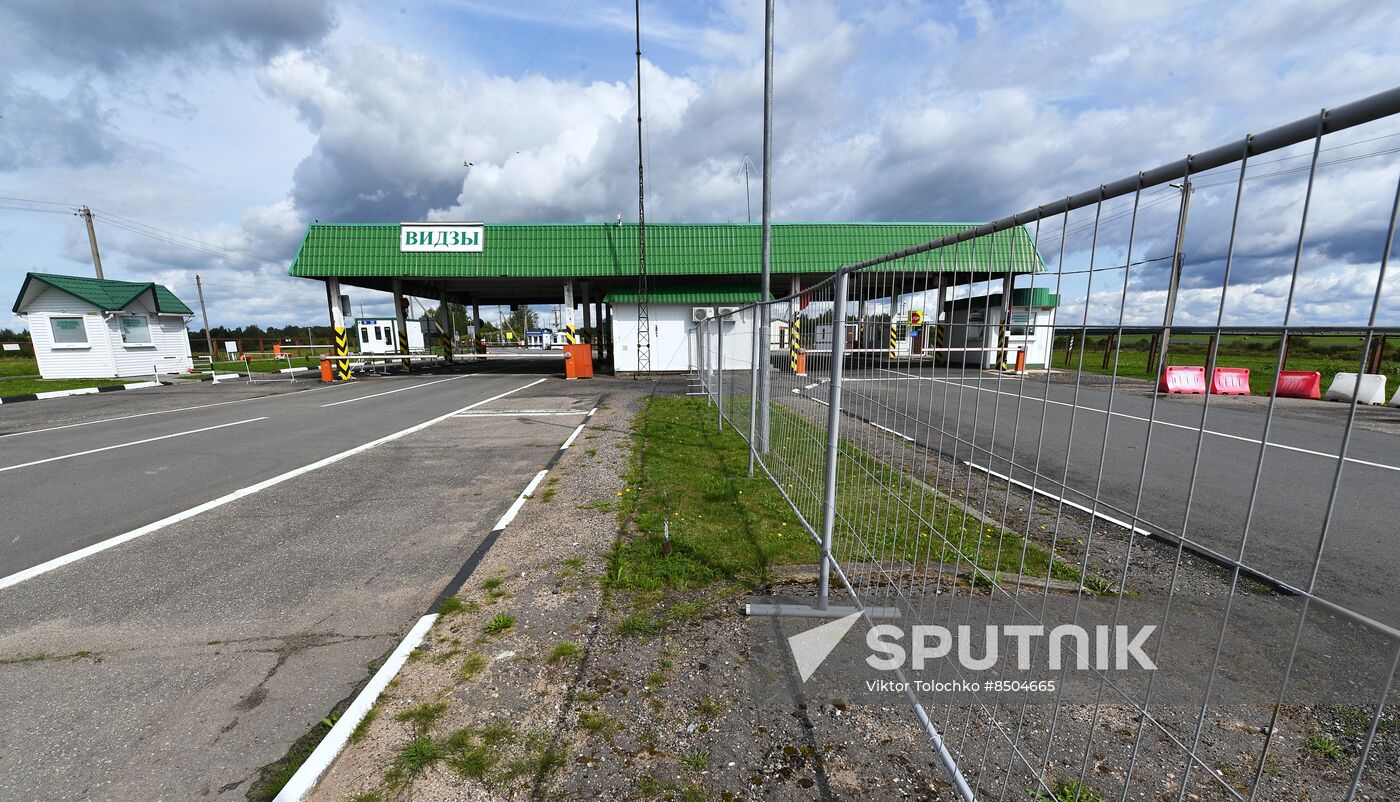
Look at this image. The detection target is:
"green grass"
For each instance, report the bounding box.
[0,376,153,396]
[0,355,38,377]
[1033,778,1109,802]
[1307,732,1345,761]
[458,653,488,680]
[350,704,379,743]
[1055,333,1399,396]
[395,701,448,734]
[576,712,618,735]
[680,750,711,772]
[436,595,466,615]
[483,614,516,636]
[385,736,444,788]
[547,641,582,664]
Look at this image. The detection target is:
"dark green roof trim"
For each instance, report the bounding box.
[12,272,194,315]
[602,284,768,305]
[943,287,1059,310]
[288,222,1044,280]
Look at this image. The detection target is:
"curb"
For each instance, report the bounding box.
[0,380,164,405]
[273,401,602,802]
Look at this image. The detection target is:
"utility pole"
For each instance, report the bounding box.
[1153,179,1193,374]
[634,0,651,376]
[79,206,104,279]
[195,275,214,358]
[756,0,775,451]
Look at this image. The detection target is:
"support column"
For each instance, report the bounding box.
[581,281,593,346]
[996,271,1014,370]
[393,279,410,372]
[563,282,577,344]
[326,277,350,381]
[472,298,482,354]
[438,289,454,364]
[933,275,947,365]
[789,275,802,375]
[594,299,605,359]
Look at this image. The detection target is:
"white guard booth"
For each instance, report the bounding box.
[356,317,426,354]
[941,288,1058,369]
[11,272,195,379]
[606,286,763,374]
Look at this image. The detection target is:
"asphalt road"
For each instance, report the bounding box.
[787,365,1400,629]
[0,364,596,800]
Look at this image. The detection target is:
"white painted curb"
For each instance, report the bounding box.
[272,614,438,802]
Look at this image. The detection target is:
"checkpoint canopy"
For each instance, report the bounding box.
[288,221,1046,373]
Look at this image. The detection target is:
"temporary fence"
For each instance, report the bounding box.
[697,86,1400,801]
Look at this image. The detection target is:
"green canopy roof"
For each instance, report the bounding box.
[12,272,193,315]
[602,285,769,305]
[288,223,1044,280]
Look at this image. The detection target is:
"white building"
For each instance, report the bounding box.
[356,317,426,354]
[606,287,763,373]
[941,288,1059,369]
[12,272,195,379]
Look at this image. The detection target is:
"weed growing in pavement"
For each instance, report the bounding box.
[483,614,516,636]
[1033,778,1109,802]
[348,791,383,802]
[395,701,448,734]
[577,712,619,736]
[350,704,379,743]
[437,596,466,615]
[547,641,582,663]
[458,653,487,680]
[695,697,725,719]
[681,750,710,771]
[614,613,659,637]
[385,736,443,788]
[1307,732,1345,760]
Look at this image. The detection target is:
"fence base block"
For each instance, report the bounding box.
[744,602,902,620]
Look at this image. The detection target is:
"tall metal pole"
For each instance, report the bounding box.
[633,0,651,375]
[80,206,104,280]
[195,274,214,358]
[1154,178,1193,372]
[757,0,775,452]
[816,268,849,611]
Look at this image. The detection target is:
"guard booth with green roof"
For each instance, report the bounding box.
[12,272,195,379]
[942,287,1060,369]
[287,221,1045,374]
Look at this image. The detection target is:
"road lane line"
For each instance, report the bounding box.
[880,369,1400,474]
[452,410,589,417]
[320,376,466,407]
[0,417,268,474]
[0,377,549,591]
[0,383,355,439]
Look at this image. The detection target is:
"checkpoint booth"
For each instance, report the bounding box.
[524,329,554,349]
[941,288,1058,369]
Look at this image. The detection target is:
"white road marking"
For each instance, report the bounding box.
[0,378,549,591]
[320,375,466,407]
[963,460,1151,536]
[0,383,351,439]
[559,407,598,450]
[0,417,268,474]
[272,613,438,802]
[880,369,1400,474]
[453,410,588,417]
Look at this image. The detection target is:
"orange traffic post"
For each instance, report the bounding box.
[320,358,334,383]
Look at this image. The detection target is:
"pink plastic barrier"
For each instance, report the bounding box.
[1273,370,1321,399]
[1157,365,1207,394]
[1211,367,1251,395]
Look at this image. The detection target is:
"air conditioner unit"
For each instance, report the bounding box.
[716,306,739,318]
[692,307,715,322]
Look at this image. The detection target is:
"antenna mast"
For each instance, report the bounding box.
[634,0,650,375]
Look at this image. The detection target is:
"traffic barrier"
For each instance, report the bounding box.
[1272,370,1321,399]
[1322,372,1387,405]
[1156,365,1207,394]
[1391,386,1400,408]
[1211,367,1251,395]
[563,344,593,379]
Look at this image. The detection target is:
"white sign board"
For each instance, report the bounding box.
[224,340,239,354]
[399,223,484,253]
[1,343,20,352]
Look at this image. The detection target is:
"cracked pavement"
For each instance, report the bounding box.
[0,369,599,800]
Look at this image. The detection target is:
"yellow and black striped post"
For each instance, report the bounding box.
[334,326,351,381]
[565,322,578,345]
[888,321,897,360]
[995,326,1010,371]
[934,324,946,365]
[789,317,801,373]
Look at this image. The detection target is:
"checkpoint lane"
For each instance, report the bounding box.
[0,382,597,802]
[0,373,533,580]
[812,367,1400,626]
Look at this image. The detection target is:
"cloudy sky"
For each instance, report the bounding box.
[1,0,1397,331]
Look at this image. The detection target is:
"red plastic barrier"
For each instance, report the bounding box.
[1211,367,1251,395]
[1157,365,1207,394]
[1273,370,1322,399]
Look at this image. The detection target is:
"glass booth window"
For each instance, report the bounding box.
[121,315,152,344]
[1009,311,1033,336]
[50,316,88,344]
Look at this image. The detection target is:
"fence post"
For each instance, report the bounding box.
[748,303,762,477]
[717,316,724,432]
[816,269,850,611]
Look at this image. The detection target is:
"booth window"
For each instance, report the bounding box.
[121,315,153,345]
[1008,311,1033,336]
[50,316,88,345]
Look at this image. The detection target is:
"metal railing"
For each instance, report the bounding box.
[697,86,1400,801]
